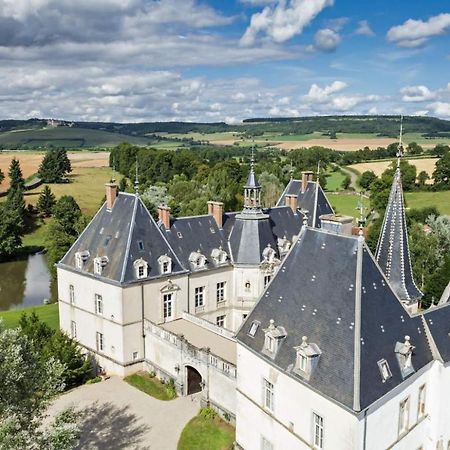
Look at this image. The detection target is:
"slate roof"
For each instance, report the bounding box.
[59,193,185,284]
[164,215,231,271]
[277,179,334,227]
[224,206,303,265]
[376,167,422,303]
[422,304,450,363]
[236,227,434,412]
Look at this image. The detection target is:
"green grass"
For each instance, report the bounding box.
[0,303,59,330]
[178,411,235,450]
[328,193,370,218]
[0,127,152,149]
[325,171,346,191]
[405,191,450,215]
[22,219,50,248]
[124,372,177,401]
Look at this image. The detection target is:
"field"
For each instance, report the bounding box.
[0,303,59,330]
[328,193,370,218]
[405,191,450,215]
[0,151,110,189]
[0,127,152,149]
[348,157,439,182]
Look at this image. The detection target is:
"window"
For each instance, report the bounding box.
[138,265,145,278]
[158,255,172,274]
[216,282,226,303]
[96,332,104,352]
[223,362,230,374]
[264,274,271,288]
[243,314,248,321]
[162,261,169,273]
[418,384,426,418]
[132,351,139,361]
[261,437,273,450]
[265,335,275,352]
[70,321,77,338]
[195,286,205,308]
[299,354,307,372]
[163,293,173,320]
[137,240,144,251]
[398,397,410,435]
[210,355,218,367]
[313,413,324,449]
[69,284,75,304]
[263,379,274,412]
[134,258,148,279]
[245,281,251,292]
[216,315,226,327]
[248,321,259,337]
[95,294,103,315]
[377,359,392,382]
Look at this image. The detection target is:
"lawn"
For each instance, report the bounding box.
[178,409,235,450]
[124,372,177,401]
[405,191,450,215]
[328,193,370,218]
[0,303,59,330]
[325,171,346,191]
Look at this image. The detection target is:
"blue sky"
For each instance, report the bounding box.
[0,0,449,122]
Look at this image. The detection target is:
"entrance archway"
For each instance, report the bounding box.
[186,366,202,395]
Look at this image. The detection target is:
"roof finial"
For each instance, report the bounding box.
[134,156,139,195]
[251,140,255,171]
[357,191,365,230]
[397,115,404,168]
[316,160,321,184]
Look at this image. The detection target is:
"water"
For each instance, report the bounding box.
[0,253,57,311]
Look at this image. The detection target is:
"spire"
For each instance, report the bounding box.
[134,157,140,195]
[397,115,404,168]
[111,157,116,184]
[242,143,262,214]
[376,136,422,305]
[312,161,320,228]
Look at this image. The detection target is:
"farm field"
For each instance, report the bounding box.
[328,193,370,218]
[405,191,450,215]
[0,127,152,149]
[0,151,109,189]
[348,157,439,182]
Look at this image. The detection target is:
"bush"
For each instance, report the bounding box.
[86,376,102,385]
[166,378,177,399]
[199,407,217,420]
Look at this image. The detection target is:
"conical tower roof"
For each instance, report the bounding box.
[376,167,422,303]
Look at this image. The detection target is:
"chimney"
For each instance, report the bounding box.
[158,205,171,229]
[319,214,353,236]
[208,201,224,228]
[105,182,118,210]
[285,194,298,213]
[301,171,314,194]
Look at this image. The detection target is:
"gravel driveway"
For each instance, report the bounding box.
[48,376,199,450]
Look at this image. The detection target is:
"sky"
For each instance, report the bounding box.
[0,0,449,123]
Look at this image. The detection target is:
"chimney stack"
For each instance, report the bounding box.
[285,194,298,213]
[158,205,171,229]
[301,171,314,194]
[319,214,353,236]
[105,182,118,210]
[208,201,224,228]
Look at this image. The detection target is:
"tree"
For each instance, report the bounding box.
[37,185,56,217]
[417,170,430,187]
[118,177,128,192]
[0,168,4,185]
[38,149,72,183]
[8,157,24,191]
[259,172,284,207]
[0,203,23,258]
[52,195,82,235]
[341,174,351,190]
[424,255,450,307]
[358,170,377,190]
[0,323,80,449]
[433,152,450,188]
[406,142,423,155]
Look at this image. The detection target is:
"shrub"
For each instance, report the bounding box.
[166,378,177,399]
[199,407,217,420]
[86,376,102,384]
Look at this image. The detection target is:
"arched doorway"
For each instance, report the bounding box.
[186,366,202,395]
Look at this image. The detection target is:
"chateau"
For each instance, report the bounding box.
[58,156,450,449]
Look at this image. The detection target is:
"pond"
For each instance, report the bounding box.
[0,253,57,311]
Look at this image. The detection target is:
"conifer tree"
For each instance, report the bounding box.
[36,185,56,217]
[38,148,72,183]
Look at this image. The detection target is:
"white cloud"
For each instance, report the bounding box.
[313,28,341,52]
[240,0,334,46]
[240,0,276,5]
[427,102,450,117]
[387,13,450,48]
[401,85,436,102]
[355,20,374,37]
[305,81,347,102]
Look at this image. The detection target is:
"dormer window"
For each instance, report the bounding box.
[158,254,172,274]
[395,335,415,379]
[93,256,108,276]
[189,250,207,269]
[211,246,228,265]
[75,250,90,269]
[277,236,291,256]
[133,258,149,279]
[377,359,392,382]
[248,320,260,337]
[262,244,276,263]
[293,336,321,380]
[262,319,286,358]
